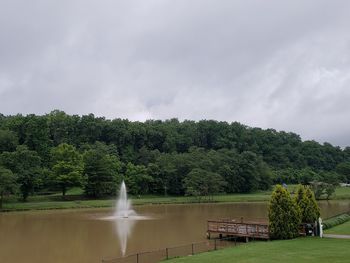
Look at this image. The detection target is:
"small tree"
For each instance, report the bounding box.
[310,181,336,200]
[0,166,18,209]
[269,185,301,239]
[305,186,320,220]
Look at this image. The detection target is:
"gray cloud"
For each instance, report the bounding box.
[1,0,350,146]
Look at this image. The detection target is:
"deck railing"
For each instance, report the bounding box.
[207,218,270,239]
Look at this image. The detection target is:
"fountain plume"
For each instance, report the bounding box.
[100,181,149,256]
[115,181,136,218]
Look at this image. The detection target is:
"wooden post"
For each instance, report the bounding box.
[136,253,139,263]
[166,248,169,260]
[234,237,237,246]
[192,243,194,255]
[214,239,217,250]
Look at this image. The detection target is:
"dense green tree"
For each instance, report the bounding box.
[23,115,52,165]
[51,143,83,197]
[47,110,79,146]
[268,185,301,239]
[0,129,18,153]
[183,168,226,200]
[83,149,121,197]
[0,145,42,201]
[1,111,349,196]
[124,163,153,195]
[219,164,242,193]
[0,166,18,209]
[238,151,272,192]
[336,162,350,183]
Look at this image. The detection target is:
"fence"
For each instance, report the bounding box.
[101,237,239,263]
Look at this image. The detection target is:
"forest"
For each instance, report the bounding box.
[1,110,350,203]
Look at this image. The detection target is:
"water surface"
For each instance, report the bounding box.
[0,200,349,263]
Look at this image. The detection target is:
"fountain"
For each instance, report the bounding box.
[115,181,136,218]
[101,181,149,256]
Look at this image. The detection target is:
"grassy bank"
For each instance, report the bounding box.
[2,186,350,212]
[1,191,270,211]
[164,237,350,263]
[325,220,350,235]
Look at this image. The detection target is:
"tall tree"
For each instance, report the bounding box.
[336,162,350,183]
[0,166,18,209]
[124,163,153,195]
[0,145,42,201]
[51,143,83,197]
[0,129,18,153]
[83,149,121,197]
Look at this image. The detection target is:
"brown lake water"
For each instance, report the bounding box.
[0,200,349,263]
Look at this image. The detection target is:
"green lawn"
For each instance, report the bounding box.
[165,238,350,263]
[333,187,350,200]
[2,186,350,212]
[2,191,270,211]
[325,220,350,235]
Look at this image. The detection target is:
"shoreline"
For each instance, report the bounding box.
[1,193,349,213]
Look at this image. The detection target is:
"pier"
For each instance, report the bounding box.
[207,218,270,241]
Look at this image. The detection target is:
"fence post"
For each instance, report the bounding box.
[192,243,194,255]
[234,237,237,246]
[214,239,217,250]
[166,248,169,260]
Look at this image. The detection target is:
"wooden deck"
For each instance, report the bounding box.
[207,218,270,240]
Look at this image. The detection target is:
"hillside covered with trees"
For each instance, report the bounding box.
[1,110,350,203]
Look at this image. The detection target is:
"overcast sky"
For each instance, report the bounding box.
[1,0,350,147]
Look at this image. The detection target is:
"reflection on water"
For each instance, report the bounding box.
[114,217,136,256]
[0,200,349,263]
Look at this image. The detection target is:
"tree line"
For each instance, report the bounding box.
[0,110,350,205]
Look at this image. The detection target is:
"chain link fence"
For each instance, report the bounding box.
[102,237,238,263]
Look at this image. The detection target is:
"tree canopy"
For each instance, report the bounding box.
[0,111,348,200]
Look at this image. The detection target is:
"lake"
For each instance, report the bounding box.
[0,200,349,263]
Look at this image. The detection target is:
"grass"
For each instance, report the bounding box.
[164,237,350,263]
[2,185,350,212]
[1,191,270,211]
[332,186,350,200]
[325,220,350,235]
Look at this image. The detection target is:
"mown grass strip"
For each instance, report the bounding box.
[164,238,350,263]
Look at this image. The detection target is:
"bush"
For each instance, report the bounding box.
[269,185,301,239]
[323,213,350,230]
[294,185,320,223]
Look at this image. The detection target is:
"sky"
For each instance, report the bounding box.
[1,0,350,147]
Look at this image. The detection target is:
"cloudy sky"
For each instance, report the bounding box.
[1,0,350,146]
